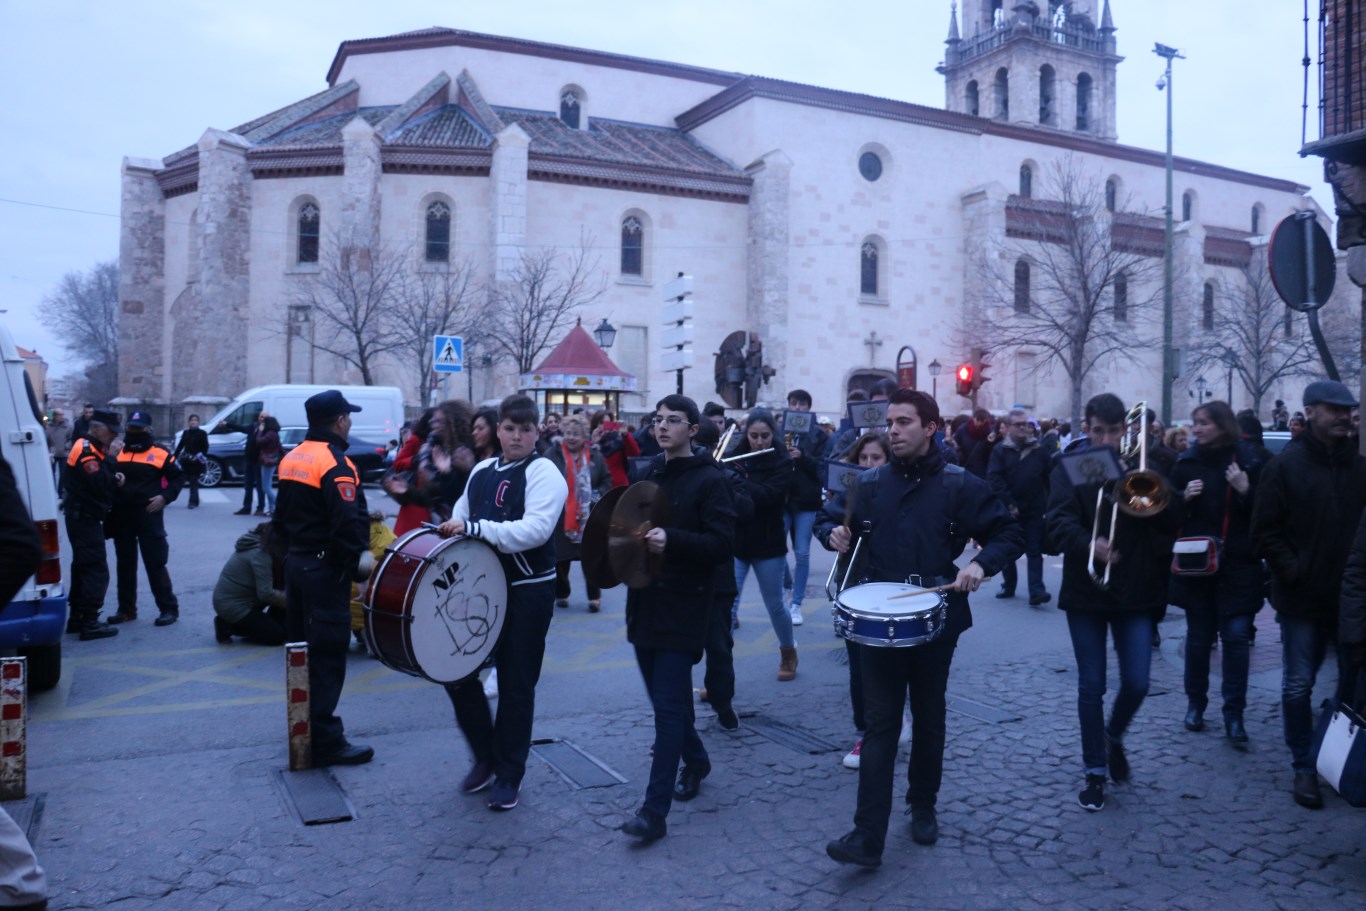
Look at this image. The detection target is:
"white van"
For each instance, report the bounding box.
[0,320,65,690]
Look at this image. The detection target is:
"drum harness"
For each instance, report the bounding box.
[847,462,967,589]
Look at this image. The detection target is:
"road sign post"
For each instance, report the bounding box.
[661,274,694,394]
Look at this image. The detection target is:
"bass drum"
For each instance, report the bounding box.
[364,528,507,684]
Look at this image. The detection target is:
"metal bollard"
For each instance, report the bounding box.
[285,643,312,771]
[0,658,27,800]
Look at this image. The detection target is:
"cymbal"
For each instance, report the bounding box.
[608,480,670,589]
[581,485,627,590]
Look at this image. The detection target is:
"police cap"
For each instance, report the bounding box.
[127,410,152,429]
[305,390,363,423]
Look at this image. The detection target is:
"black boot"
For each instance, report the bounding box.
[1184,703,1205,732]
[1225,715,1248,744]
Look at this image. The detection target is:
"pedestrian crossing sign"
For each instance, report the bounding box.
[433,335,464,373]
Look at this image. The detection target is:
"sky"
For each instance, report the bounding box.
[0,0,1330,379]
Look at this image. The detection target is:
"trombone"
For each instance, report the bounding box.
[1088,402,1171,588]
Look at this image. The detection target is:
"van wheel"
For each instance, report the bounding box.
[18,643,60,691]
[200,458,224,488]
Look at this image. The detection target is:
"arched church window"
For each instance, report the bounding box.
[861,242,879,296]
[1014,260,1031,313]
[1076,73,1093,132]
[621,216,644,276]
[1182,191,1195,223]
[1039,65,1056,126]
[966,80,979,117]
[1251,204,1264,234]
[1202,282,1215,331]
[994,68,1009,120]
[560,90,582,129]
[1019,163,1033,198]
[1105,178,1118,212]
[425,201,452,263]
[297,202,320,264]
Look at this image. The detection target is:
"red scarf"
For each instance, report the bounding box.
[562,443,591,537]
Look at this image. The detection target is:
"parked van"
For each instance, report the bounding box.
[0,320,65,690]
[178,384,404,486]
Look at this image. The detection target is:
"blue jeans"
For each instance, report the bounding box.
[1184,605,1252,718]
[782,507,816,606]
[1000,513,1046,598]
[735,556,793,648]
[259,465,277,512]
[1280,614,1346,771]
[635,646,708,819]
[1067,611,1152,776]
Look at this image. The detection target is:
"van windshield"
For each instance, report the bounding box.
[213,401,263,434]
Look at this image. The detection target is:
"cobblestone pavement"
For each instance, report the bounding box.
[11,499,1366,909]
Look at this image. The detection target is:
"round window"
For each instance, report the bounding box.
[859,151,883,182]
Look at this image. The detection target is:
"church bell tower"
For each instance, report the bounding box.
[938,1,1121,141]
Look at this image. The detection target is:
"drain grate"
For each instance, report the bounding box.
[273,768,355,826]
[947,695,1022,724]
[531,739,626,789]
[1,794,44,842]
[742,714,841,754]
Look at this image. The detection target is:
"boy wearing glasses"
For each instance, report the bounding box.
[620,395,736,842]
[987,408,1053,605]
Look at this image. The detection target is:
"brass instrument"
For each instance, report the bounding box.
[1088,402,1171,588]
[713,424,736,461]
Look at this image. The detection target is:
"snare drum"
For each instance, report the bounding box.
[364,528,508,684]
[833,583,947,648]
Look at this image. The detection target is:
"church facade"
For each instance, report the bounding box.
[118,1,1323,423]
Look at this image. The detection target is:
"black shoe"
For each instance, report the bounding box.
[1106,735,1130,783]
[1028,592,1052,606]
[79,620,118,641]
[1225,716,1249,744]
[233,508,251,515]
[1293,771,1324,809]
[154,612,178,627]
[674,764,710,802]
[715,705,740,731]
[1184,705,1206,732]
[826,830,881,867]
[314,743,374,767]
[108,612,137,624]
[1078,774,1106,811]
[620,810,666,841]
[487,778,520,811]
[908,806,938,846]
[213,617,232,643]
[994,589,1015,599]
[461,761,495,795]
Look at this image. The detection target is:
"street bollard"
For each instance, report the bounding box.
[0,658,27,800]
[285,643,312,771]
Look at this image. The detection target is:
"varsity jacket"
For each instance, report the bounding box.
[454,453,567,587]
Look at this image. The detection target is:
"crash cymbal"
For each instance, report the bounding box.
[608,480,670,589]
[581,485,627,590]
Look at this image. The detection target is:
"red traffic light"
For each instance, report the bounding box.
[955,364,973,397]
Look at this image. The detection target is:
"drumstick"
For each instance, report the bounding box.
[887,581,958,599]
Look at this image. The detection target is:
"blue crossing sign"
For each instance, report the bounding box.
[433,335,464,373]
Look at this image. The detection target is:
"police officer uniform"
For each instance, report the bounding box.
[107,411,184,627]
[272,391,372,766]
[64,409,123,640]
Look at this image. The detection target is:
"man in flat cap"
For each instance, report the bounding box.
[272,390,373,766]
[1253,379,1366,809]
[63,409,124,640]
[107,411,185,627]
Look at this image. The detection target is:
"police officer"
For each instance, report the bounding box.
[107,411,184,627]
[64,409,123,640]
[272,390,373,767]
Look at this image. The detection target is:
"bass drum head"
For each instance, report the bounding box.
[407,537,508,684]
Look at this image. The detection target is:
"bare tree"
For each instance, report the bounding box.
[285,234,410,385]
[1188,258,1320,416]
[389,262,478,406]
[972,158,1166,424]
[481,235,607,373]
[44,259,119,404]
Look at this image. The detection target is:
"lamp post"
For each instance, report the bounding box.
[1192,374,1209,403]
[928,358,943,401]
[593,318,617,349]
[1155,42,1184,426]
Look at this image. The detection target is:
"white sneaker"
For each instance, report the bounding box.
[790,604,803,626]
[483,668,499,700]
[842,738,862,769]
[899,707,911,747]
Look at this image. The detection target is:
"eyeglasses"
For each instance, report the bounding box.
[1008,421,1029,428]
[651,416,691,427]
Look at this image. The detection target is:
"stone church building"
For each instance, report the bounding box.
[118,1,1323,423]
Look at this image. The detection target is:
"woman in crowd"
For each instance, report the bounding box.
[730,408,798,680]
[472,406,502,464]
[1169,400,1264,743]
[172,414,209,509]
[418,399,478,521]
[385,409,433,537]
[254,414,282,516]
[547,414,612,611]
[212,522,288,645]
[590,409,640,488]
[1164,425,1190,454]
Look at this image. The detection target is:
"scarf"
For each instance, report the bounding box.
[562,443,593,540]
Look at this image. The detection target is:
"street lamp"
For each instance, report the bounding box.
[1192,374,1209,403]
[593,318,617,349]
[928,358,943,401]
[1155,41,1184,426]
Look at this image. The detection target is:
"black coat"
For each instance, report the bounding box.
[952,422,994,478]
[173,427,209,477]
[814,447,1024,638]
[786,426,828,511]
[1252,432,1366,622]
[625,452,736,656]
[730,445,791,561]
[1167,440,1265,616]
[1339,509,1366,647]
[987,439,1051,518]
[1045,443,1183,615]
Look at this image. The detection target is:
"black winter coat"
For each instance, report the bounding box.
[987,439,1051,518]
[786,426,828,511]
[1252,432,1366,622]
[713,456,755,596]
[1338,509,1366,647]
[814,447,1023,638]
[953,422,994,478]
[1045,444,1183,615]
[1167,440,1264,616]
[731,445,791,560]
[625,452,736,657]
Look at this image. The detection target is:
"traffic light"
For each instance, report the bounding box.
[955,363,973,397]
